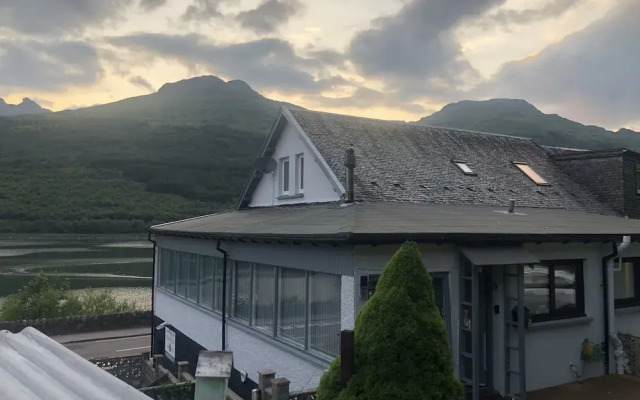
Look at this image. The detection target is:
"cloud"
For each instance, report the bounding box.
[182,0,224,22]
[129,75,155,92]
[477,0,640,128]
[317,87,427,114]
[347,0,505,101]
[139,0,166,11]
[0,0,133,36]
[236,0,304,34]
[478,0,586,28]
[109,33,334,93]
[0,40,103,91]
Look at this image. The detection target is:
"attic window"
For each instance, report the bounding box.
[452,160,476,176]
[513,162,549,185]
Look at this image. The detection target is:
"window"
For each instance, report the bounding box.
[186,254,199,302]
[199,256,214,309]
[253,264,276,333]
[234,262,252,323]
[452,160,476,176]
[176,252,188,297]
[309,272,341,355]
[614,258,640,308]
[280,157,290,194]
[513,161,549,185]
[159,249,174,291]
[278,268,307,346]
[296,153,304,193]
[524,260,584,322]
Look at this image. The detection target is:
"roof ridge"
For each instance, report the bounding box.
[289,108,535,141]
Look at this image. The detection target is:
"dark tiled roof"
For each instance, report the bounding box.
[150,202,640,243]
[288,109,612,215]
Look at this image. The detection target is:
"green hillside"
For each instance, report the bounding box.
[417,99,640,151]
[0,76,298,233]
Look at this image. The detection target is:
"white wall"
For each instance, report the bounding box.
[615,242,640,345]
[154,290,329,392]
[249,120,341,207]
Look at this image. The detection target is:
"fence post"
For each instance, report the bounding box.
[251,388,261,400]
[340,330,354,384]
[272,378,290,400]
[177,361,190,382]
[258,369,276,400]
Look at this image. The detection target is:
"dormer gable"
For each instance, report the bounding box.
[237,108,344,209]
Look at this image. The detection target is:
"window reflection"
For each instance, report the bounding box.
[524,261,581,322]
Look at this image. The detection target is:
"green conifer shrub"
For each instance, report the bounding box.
[317,242,463,400]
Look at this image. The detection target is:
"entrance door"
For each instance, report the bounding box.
[459,260,493,397]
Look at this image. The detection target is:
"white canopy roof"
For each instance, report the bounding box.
[0,327,150,400]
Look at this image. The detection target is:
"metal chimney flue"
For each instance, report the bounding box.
[508,199,515,213]
[344,148,356,203]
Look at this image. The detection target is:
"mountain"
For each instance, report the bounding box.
[417,99,640,151]
[0,98,51,117]
[0,76,299,233]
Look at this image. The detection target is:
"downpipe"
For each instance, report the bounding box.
[216,239,228,351]
[607,235,631,375]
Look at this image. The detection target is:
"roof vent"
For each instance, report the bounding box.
[508,199,515,213]
[393,183,404,189]
[370,181,379,187]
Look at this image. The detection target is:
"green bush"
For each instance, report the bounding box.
[0,272,136,321]
[317,242,463,400]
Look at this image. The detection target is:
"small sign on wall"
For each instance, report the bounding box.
[165,327,176,361]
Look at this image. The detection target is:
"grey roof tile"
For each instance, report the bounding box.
[288,109,613,215]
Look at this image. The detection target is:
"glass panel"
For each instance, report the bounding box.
[300,156,304,190]
[278,268,307,345]
[432,277,445,320]
[460,355,473,381]
[253,264,275,333]
[234,262,252,322]
[214,258,223,311]
[462,279,472,303]
[554,265,577,312]
[614,261,636,300]
[176,252,188,297]
[159,249,169,289]
[461,330,472,354]
[199,256,214,308]
[166,250,176,293]
[282,159,290,193]
[186,253,199,302]
[515,162,548,185]
[455,162,474,175]
[524,265,550,315]
[309,273,341,355]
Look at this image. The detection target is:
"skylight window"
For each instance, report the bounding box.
[513,162,549,185]
[452,160,476,176]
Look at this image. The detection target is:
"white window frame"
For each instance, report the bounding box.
[280,157,290,195]
[295,153,304,195]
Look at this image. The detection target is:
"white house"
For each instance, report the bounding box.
[149,108,640,399]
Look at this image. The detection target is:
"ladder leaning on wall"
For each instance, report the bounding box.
[503,265,527,400]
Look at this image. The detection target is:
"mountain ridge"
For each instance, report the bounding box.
[0,97,51,117]
[417,98,640,151]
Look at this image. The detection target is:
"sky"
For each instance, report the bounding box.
[0,0,637,130]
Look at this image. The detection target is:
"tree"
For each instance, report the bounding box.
[317,242,463,400]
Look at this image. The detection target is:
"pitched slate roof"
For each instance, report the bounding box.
[150,202,640,243]
[287,109,612,215]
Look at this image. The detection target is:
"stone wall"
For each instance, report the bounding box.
[0,311,151,336]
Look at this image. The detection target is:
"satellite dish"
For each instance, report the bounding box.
[254,156,277,173]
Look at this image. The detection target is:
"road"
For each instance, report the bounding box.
[53,328,152,359]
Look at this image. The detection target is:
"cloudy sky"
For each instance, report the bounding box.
[0,0,637,129]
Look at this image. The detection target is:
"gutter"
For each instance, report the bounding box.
[216,239,229,351]
[602,235,631,375]
[148,231,157,355]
